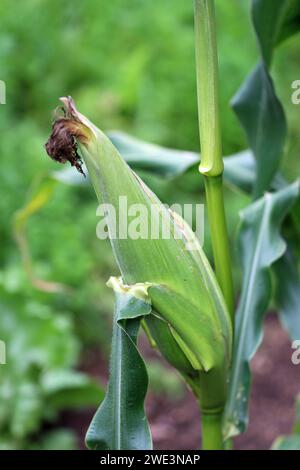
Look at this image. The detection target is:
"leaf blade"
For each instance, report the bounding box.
[232,0,300,198]
[224,182,300,438]
[274,248,300,341]
[232,63,286,198]
[86,282,152,450]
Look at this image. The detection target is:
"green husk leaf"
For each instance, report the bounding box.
[144,313,202,397]
[224,181,300,439]
[86,278,152,450]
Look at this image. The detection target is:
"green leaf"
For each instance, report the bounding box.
[13,177,69,293]
[32,430,77,450]
[10,383,43,439]
[224,182,300,439]
[42,370,104,410]
[277,0,300,43]
[86,279,152,450]
[273,248,300,341]
[223,150,255,193]
[232,63,286,198]
[232,0,300,198]
[0,293,82,441]
[252,0,291,66]
[108,131,199,178]
[252,0,300,57]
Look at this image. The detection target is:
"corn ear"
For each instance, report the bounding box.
[45,97,232,414]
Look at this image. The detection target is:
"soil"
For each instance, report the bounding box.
[61,314,300,450]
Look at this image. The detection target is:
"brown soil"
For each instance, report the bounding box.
[62,314,300,450]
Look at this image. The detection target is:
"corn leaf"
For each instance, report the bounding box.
[108,131,199,178]
[252,0,300,62]
[232,0,300,198]
[232,63,286,199]
[86,279,152,450]
[273,248,300,341]
[224,182,300,439]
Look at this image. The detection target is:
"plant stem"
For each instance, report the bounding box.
[204,176,234,317]
[194,0,234,451]
[201,412,224,450]
[194,0,234,321]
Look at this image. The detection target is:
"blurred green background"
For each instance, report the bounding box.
[0,0,299,449]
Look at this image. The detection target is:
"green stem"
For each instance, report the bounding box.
[204,176,234,317]
[194,0,234,321]
[194,0,234,451]
[201,412,224,450]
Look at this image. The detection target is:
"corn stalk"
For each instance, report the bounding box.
[194,0,234,322]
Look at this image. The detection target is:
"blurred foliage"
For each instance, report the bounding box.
[0,0,257,151]
[0,0,299,449]
[272,395,300,450]
[0,278,103,449]
[147,360,185,401]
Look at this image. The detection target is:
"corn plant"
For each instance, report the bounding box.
[22,0,300,450]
